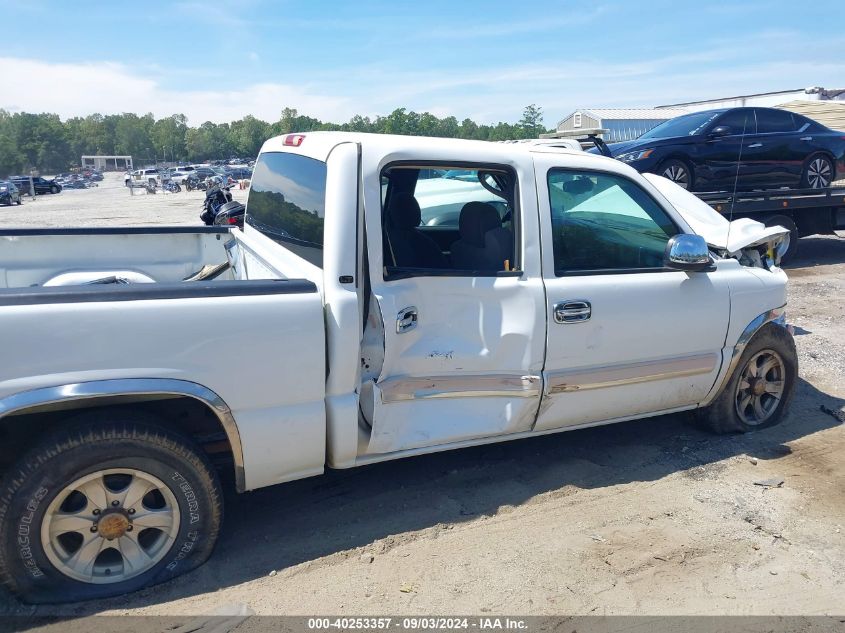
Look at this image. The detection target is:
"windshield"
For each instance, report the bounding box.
[639,111,721,140]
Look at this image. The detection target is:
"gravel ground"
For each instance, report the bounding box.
[1,175,843,620]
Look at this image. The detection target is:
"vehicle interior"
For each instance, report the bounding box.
[380,165,518,277]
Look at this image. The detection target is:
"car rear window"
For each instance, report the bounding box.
[246,151,327,268]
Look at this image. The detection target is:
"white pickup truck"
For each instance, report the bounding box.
[0,132,796,603]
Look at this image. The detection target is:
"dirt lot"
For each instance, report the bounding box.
[0,175,843,618]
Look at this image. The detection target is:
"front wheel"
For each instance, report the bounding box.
[0,414,223,603]
[50,186,59,194]
[698,323,797,434]
[658,159,693,190]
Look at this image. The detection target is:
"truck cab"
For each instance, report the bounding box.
[0,132,795,604]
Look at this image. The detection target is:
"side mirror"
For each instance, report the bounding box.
[708,125,731,138]
[664,234,713,271]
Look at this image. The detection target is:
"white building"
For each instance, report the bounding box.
[81,155,134,172]
[658,86,845,113]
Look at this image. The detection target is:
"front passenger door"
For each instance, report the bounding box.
[533,158,731,431]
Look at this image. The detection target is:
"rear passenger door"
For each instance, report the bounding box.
[753,108,803,187]
[362,154,547,456]
[533,155,731,431]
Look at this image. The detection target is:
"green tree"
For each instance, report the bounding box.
[518,104,544,139]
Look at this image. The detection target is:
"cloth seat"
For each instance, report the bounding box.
[450,202,513,271]
[384,193,447,268]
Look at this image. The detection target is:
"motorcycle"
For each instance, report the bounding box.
[199,178,233,225]
[163,181,182,193]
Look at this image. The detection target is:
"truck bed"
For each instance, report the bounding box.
[0,225,329,491]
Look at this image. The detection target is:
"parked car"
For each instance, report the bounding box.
[595,107,845,192]
[0,132,795,603]
[10,176,61,195]
[0,180,22,205]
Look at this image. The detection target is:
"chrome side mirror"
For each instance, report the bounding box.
[664,234,713,271]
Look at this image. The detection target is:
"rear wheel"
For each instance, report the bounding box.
[698,324,796,434]
[0,414,223,603]
[801,155,834,189]
[658,159,693,190]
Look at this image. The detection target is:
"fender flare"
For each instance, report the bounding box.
[0,378,246,492]
[702,305,787,406]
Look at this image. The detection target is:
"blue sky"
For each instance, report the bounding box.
[1,0,843,126]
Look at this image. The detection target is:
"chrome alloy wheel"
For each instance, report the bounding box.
[806,157,832,189]
[734,349,786,426]
[40,469,180,584]
[662,163,690,189]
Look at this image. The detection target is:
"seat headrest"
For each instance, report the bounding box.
[386,193,422,230]
[459,202,501,247]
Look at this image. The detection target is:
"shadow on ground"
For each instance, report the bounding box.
[784,232,845,270]
[3,376,842,622]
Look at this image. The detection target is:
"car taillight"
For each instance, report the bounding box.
[283,134,306,147]
[228,217,239,224]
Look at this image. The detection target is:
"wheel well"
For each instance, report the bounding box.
[0,396,237,487]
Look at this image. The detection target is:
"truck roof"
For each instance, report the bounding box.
[259,131,590,164]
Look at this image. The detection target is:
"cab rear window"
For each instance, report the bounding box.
[246,152,328,268]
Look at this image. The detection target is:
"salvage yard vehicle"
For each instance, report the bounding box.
[597,106,845,192]
[0,132,796,604]
[10,175,61,195]
[0,181,22,206]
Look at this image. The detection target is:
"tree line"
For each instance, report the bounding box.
[0,105,548,176]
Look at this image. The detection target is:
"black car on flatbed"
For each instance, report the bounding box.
[594,107,845,193]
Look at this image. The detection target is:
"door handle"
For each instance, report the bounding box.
[554,300,591,324]
[800,136,813,141]
[396,306,418,333]
[746,143,762,148]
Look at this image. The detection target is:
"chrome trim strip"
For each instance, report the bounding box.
[378,374,542,403]
[701,305,787,406]
[0,379,246,493]
[545,352,719,394]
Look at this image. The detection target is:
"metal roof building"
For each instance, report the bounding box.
[659,86,845,112]
[547,108,690,143]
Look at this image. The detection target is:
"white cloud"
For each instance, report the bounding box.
[0,57,352,125]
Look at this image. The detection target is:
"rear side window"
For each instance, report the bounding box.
[756,109,796,133]
[246,152,327,268]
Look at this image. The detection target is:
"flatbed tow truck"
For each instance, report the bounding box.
[697,185,845,261]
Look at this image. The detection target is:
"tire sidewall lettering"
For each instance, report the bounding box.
[16,486,49,578]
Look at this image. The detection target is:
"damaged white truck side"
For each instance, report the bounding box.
[0,133,796,603]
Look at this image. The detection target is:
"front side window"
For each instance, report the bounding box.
[246,151,327,268]
[715,109,755,134]
[548,169,677,274]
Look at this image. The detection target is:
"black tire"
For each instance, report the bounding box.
[16,198,22,205]
[657,158,694,190]
[0,412,223,604]
[698,323,797,434]
[801,154,834,189]
[50,186,59,194]
[764,214,799,264]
